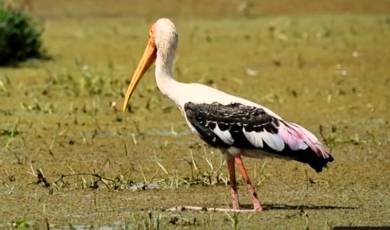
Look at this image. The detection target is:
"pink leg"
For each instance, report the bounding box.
[227,158,240,209]
[235,154,263,211]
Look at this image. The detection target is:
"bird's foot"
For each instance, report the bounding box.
[252,196,263,212]
[231,200,263,212]
[232,202,240,210]
[253,204,263,212]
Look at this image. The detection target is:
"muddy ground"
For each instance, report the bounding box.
[0,0,389,229]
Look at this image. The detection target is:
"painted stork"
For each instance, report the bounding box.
[122,18,334,212]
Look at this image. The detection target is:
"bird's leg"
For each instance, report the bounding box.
[227,157,240,210]
[234,154,263,211]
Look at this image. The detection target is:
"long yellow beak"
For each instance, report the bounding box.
[122,37,157,112]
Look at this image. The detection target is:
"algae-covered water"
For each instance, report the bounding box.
[0,0,389,229]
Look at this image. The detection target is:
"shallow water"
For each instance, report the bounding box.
[1,1,390,229]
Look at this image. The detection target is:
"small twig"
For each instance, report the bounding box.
[123,142,128,156]
[27,164,37,177]
[167,206,257,213]
[52,172,116,190]
[53,173,115,183]
[36,168,50,188]
[154,159,169,175]
[319,124,326,144]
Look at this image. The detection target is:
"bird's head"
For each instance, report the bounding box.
[153,18,178,50]
[122,18,178,112]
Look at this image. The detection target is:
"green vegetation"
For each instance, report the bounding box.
[0,7,44,65]
[0,0,389,229]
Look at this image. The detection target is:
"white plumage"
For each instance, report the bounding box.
[213,124,234,145]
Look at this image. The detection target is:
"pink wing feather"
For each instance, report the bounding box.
[278,121,332,159]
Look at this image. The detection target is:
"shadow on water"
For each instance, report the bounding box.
[160,203,358,213]
[243,203,358,211]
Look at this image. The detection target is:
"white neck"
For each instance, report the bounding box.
[154,42,184,106]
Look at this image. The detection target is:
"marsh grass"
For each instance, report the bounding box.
[28,150,230,193]
[0,2,389,229]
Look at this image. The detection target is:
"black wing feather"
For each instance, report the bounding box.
[184,102,333,172]
[184,102,279,148]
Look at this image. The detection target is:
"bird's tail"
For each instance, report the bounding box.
[278,121,334,172]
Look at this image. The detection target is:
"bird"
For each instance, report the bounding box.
[122,18,334,212]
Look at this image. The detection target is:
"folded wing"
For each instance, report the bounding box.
[184,102,333,172]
